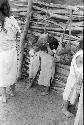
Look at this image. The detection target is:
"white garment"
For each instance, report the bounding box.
[29,50,55,87]
[74,84,83,125]
[0,16,20,87]
[29,51,40,79]
[0,48,17,87]
[0,16,21,51]
[63,50,83,104]
[38,51,55,87]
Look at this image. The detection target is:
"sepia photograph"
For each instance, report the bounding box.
[0,0,83,125]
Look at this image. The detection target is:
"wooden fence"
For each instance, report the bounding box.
[11,0,83,93]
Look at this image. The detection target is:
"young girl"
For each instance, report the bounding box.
[62,39,83,117]
[0,0,21,102]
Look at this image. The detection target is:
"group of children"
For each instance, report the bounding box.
[0,0,83,124]
[28,33,59,95]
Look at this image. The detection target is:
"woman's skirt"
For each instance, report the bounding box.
[0,47,17,87]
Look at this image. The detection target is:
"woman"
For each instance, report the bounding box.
[62,39,83,117]
[0,0,21,102]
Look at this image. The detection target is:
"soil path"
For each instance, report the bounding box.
[0,81,74,125]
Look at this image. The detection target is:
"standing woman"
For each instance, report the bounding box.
[0,0,21,102]
[62,39,83,117]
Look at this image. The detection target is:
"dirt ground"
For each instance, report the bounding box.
[0,0,82,125]
[0,80,75,125]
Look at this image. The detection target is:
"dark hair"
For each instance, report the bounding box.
[48,35,59,50]
[40,45,47,51]
[0,0,10,29]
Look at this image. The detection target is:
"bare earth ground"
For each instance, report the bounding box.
[0,80,74,125]
[0,0,82,125]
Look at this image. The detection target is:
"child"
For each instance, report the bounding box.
[28,33,59,95]
[62,39,83,117]
[28,46,40,86]
[0,0,21,102]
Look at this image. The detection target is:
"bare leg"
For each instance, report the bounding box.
[2,87,7,103]
[10,83,16,96]
[62,101,74,117]
[25,78,34,91]
[41,86,50,96]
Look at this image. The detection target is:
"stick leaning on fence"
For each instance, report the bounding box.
[18,0,33,78]
[56,9,73,56]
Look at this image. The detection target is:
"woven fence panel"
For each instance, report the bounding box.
[11,0,83,93]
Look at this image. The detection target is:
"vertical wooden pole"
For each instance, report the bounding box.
[56,10,72,56]
[19,0,33,78]
[69,9,73,52]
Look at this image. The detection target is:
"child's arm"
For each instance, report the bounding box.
[76,54,83,79]
[10,16,21,34]
[76,55,83,68]
[46,42,54,56]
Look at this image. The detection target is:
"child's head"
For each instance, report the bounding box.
[0,0,10,17]
[0,0,10,28]
[34,33,49,52]
[29,48,35,57]
[48,34,59,50]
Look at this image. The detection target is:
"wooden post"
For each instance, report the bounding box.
[60,9,73,55]
[19,0,33,78]
[69,9,73,52]
[56,10,72,56]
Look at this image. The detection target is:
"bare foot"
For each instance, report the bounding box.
[2,96,7,103]
[25,83,32,91]
[0,96,2,101]
[62,108,74,118]
[10,90,15,97]
[41,91,49,96]
[10,84,16,97]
